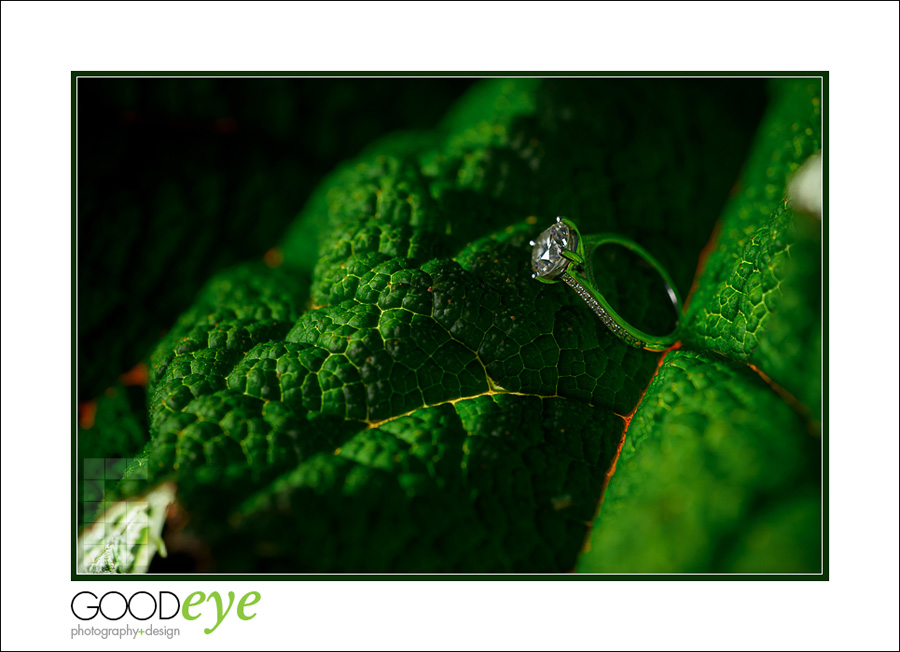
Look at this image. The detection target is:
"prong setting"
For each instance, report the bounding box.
[530,219,575,281]
[528,216,681,351]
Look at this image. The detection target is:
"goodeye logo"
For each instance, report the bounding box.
[71,590,261,637]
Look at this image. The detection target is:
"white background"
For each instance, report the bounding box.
[2,1,898,650]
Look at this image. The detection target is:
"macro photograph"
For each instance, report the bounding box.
[11,4,900,651]
[75,74,823,575]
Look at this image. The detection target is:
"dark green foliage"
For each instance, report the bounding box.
[78,78,474,399]
[576,350,820,573]
[82,78,822,574]
[684,79,822,415]
[577,79,822,573]
[110,78,765,572]
[78,383,149,528]
[225,396,623,572]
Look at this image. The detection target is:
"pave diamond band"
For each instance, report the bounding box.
[529,216,682,352]
[560,273,645,348]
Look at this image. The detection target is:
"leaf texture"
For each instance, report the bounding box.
[107,79,765,572]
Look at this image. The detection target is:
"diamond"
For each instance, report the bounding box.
[531,222,572,279]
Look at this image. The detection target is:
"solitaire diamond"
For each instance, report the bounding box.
[531,222,572,279]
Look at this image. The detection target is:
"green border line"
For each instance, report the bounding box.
[72,71,828,581]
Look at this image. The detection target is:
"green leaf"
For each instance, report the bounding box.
[575,349,820,573]
[576,80,822,573]
[226,395,623,572]
[684,79,822,416]
[84,78,769,572]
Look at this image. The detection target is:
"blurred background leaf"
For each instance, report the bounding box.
[78,78,475,400]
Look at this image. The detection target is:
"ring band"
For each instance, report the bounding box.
[529,217,682,352]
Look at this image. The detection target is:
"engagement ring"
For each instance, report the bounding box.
[530,217,682,352]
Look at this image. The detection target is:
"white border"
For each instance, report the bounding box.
[3,3,898,651]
